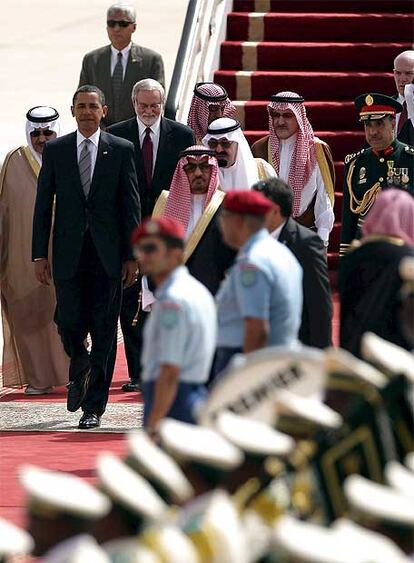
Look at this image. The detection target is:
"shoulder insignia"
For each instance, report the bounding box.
[404,145,414,155]
[160,301,182,329]
[239,263,259,287]
[344,149,365,165]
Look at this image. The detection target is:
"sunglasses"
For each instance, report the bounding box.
[30,129,54,137]
[107,19,134,28]
[183,162,211,173]
[207,139,233,150]
[135,242,160,254]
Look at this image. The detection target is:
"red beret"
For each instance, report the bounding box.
[131,217,185,245]
[223,190,273,216]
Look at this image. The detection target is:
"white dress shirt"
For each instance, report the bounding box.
[278,134,334,243]
[186,194,207,239]
[395,93,405,133]
[110,43,131,79]
[76,128,100,181]
[137,117,161,173]
[270,221,287,240]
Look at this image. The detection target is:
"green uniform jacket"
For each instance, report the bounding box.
[340,139,414,256]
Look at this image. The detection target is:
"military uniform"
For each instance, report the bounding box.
[214,228,303,376]
[141,265,216,424]
[340,92,414,255]
[341,140,414,254]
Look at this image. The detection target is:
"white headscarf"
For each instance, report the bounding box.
[25,106,60,165]
[202,118,257,192]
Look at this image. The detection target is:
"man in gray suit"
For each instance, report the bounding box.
[79,3,165,126]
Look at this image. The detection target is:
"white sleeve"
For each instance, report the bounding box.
[314,164,335,244]
[262,159,277,179]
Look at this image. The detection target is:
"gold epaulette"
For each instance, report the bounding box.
[404,144,414,155]
[344,148,365,165]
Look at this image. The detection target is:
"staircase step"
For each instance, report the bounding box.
[214,70,395,101]
[232,0,413,13]
[227,12,414,42]
[246,130,365,160]
[220,42,411,72]
[235,100,358,131]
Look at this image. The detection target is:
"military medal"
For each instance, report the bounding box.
[358,167,366,184]
[401,168,409,184]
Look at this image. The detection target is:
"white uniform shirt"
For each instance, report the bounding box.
[110,43,131,79]
[137,117,161,173]
[278,134,334,243]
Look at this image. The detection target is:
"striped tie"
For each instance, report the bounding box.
[112,51,124,122]
[79,139,92,198]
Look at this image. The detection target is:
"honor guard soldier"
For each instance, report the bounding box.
[213,190,303,378]
[340,93,414,256]
[132,217,217,432]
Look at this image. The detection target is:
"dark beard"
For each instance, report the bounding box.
[217,158,227,167]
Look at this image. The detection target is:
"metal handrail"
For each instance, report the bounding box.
[164,0,232,123]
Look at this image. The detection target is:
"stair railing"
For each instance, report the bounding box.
[164,0,233,123]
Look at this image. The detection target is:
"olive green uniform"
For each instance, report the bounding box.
[340,139,414,256]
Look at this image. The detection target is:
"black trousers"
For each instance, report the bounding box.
[107,279,148,383]
[54,233,122,416]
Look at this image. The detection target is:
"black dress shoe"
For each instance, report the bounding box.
[67,369,91,412]
[78,412,100,429]
[121,380,141,392]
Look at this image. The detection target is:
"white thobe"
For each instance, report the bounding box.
[278,134,334,243]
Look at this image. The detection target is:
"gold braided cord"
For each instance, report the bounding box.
[346,160,381,217]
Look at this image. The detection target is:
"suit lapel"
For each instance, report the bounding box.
[102,46,113,108]
[152,117,171,187]
[89,132,110,196]
[68,133,86,201]
[121,43,142,106]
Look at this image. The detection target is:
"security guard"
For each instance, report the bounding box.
[131,217,217,433]
[340,92,414,255]
[213,190,303,378]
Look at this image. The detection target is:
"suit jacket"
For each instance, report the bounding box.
[32,131,141,280]
[79,43,165,125]
[187,209,236,295]
[279,218,333,348]
[108,116,195,218]
[398,119,414,146]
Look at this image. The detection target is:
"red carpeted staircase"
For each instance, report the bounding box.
[215,0,413,271]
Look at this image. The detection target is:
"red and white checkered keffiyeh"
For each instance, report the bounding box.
[187,83,236,142]
[162,145,220,231]
[268,91,317,217]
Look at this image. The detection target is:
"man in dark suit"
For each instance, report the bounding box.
[32,85,141,429]
[107,79,194,392]
[79,3,164,126]
[393,50,414,141]
[253,178,332,348]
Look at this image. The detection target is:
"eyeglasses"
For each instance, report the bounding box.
[207,139,234,150]
[107,20,134,28]
[30,129,54,137]
[183,162,211,173]
[135,242,160,254]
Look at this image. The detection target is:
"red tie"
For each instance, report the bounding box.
[142,127,153,190]
[398,101,408,134]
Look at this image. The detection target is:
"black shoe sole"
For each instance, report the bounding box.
[67,370,91,412]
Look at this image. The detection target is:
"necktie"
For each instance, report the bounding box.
[79,139,92,198]
[142,127,153,190]
[112,51,124,122]
[398,101,408,134]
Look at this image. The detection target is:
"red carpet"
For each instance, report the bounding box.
[217,0,414,270]
[0,345,139,526]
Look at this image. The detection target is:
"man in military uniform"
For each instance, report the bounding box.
[340,93,414,255]
[213,190,303,378]
[131,217,216,433]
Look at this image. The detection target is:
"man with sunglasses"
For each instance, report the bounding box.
[251,92,335,247]
[131,217,216,432]
[0,106,69,394]
[152,145,235,295]
[79,3,164,126]
[202,118,276,192]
